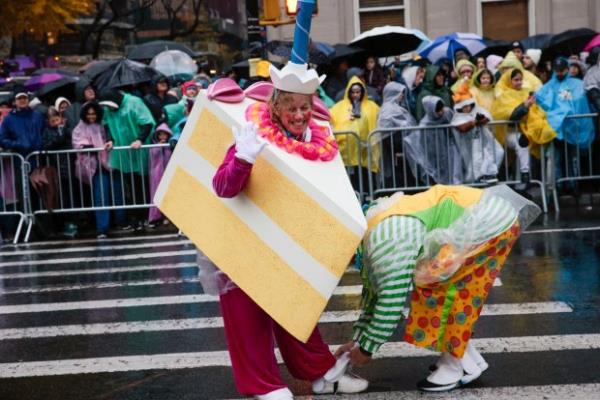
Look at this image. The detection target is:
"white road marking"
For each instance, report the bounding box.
[0,302,573,332]
[0,239,193,257]
[524,226,600,234]
[0,333,596,378]
[0,250,197,268]
[0,263,197,279]
[1,233,181,248]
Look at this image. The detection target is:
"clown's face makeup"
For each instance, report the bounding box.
[276,93,313,137]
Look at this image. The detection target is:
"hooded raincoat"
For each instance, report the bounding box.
[331,76,380,172]
[415,65,454,121]
[451,59,477,92]
[403,95,461,184]
[535,74,595,147]
[102,93,155,174]
[148,123,173,222]
[496,53,542,95]
[491,70,556,158]
[469,69,496,113]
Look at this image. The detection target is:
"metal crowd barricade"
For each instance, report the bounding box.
[0,152,30,243]
[23,144,170,242]
[549,113,600,212]
[365,120,549,213]
[333,131,365,203]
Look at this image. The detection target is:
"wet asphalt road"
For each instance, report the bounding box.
[0,206,599,400]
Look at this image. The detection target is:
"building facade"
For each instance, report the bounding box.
[267,0,600,45]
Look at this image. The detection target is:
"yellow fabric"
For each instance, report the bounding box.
[469,69,495,113]
[366,185,483,231]
[491,70,556,158]
[451,59,476,92]
[496,52,542,95]
[330,76,381,172]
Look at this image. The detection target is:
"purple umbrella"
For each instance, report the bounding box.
[24,73,64,92]
[7,56,36,71]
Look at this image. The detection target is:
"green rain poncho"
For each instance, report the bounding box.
[103,93,155,174]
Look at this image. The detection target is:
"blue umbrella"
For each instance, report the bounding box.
[420,32,486,63]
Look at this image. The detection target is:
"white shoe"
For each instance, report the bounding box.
[312,372,369,394]
[466,342,489,372]
[255,387,293,400]
[419,352,483,392]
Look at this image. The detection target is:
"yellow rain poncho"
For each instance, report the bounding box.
[331,76,380,172]
[495,52,542,96]
[469,69,496,113]
[491,70,556,158]
[451,59,477,93]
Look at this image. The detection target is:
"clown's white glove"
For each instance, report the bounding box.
[233,122,267,164]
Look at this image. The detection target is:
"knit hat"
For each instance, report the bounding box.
[511,41,524,52]
[525,49,542,66]
[182,81,199,96]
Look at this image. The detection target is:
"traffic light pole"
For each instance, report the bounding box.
[246,0,267,59]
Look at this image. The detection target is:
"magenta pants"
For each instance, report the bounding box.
[219,288,336,395]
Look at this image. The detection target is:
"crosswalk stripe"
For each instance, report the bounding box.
[0,250,197,268]
[1,233,181,248]
[0,333,597,378]
[0,297,571,317]
[0,301,573,340]
[265,383,600,400]
[524,226,600,234]
[0,239,193,257]
[0,263,197,279]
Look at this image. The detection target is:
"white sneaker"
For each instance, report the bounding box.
[312,372,369,394]
[466,342,489,372]
[255,387,293,400]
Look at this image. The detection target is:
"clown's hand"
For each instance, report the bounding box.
[233,122,267,164]
[334,341,356,358]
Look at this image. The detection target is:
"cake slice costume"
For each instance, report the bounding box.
[348,184,539,391]
[153,1,368,398]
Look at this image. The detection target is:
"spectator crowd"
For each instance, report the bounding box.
[1,40,599,242]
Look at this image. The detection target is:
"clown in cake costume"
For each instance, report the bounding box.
[336,184,540,392]
[153,1,369,398]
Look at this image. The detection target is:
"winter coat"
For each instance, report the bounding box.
[0,107,44,155]
[148,123,173,222]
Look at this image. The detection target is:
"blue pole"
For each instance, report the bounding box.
[290,0,315,65]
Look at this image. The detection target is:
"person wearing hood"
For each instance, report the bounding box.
[401,64,426,116]
[148,123,173,227]
[331,76,380,193]
[496,52,542,95]
[403,95,460,184]
[451,59,477,93]
[415,65,454,121]
[492,68,556,184]
[334,68,381,104]
[469,68,496,113]
[450,88,504,184]
[72,101,126,239]
[99,89,155,231]
[0,92,44,156]
[569,59,586,80]
[376,82,416,187]
[54,96,71,120]
[536,58,594,148]
[486,55,503,77]
[143,76,178,123]
[65,82,96,132]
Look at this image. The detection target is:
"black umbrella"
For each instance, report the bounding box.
[266,40,334,65]
[36,76,85,103]
[329,44,365,63]
[521,33,554,51]
[127,40,195,61]
[31,68,78,77]
[476,38,512,57]
[92,59,162,91]
[350,26,424,57]
[82,60,117,81]
[544,28,597,60]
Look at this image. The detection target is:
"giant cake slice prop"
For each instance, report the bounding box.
[153,0,366,342]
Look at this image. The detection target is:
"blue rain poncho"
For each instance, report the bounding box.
[535,75,595,147]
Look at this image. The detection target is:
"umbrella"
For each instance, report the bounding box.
[31,68,78,77]
[82,60,116,80]
[410,28,432,53]
[150,50,198,81]
[7,56,36,72]
[521,33,554,51]
[544,28,597,60]
[266,40,334,64]
[328,43,364,64]
[92,59,163,91]
[36,76,84,103]
[477,38,512,57]
[584,34,600,52]
[127,40,195,61]
[420,32,486,63]
[350,25,424,57]
[24,73,64,92]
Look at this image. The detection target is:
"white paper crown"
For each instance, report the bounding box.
[270,62,326,95]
